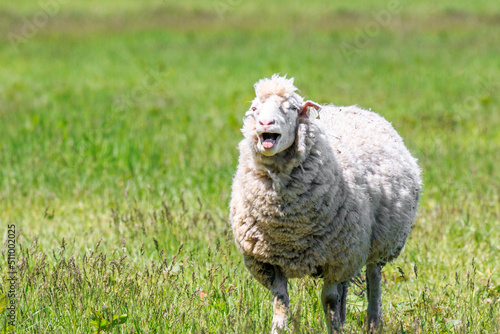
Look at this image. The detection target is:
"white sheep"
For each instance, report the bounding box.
[230,74,421,333]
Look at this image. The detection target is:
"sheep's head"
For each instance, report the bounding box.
[242,74,320,157]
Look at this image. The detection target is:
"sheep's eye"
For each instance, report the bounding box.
[251,106,257,111]
[289,105,299,111]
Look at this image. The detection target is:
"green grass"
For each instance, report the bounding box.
[1,0,499,332]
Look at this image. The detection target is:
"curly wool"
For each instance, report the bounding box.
[254,74,302,102]
[230,79,421,287]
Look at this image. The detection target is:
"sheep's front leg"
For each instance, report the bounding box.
[322,280,348,333]
[271,266,289,334]
[366,264,383,331]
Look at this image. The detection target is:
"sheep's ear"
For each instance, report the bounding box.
[299,100,321,117]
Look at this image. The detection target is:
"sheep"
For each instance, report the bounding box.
[230,74,421,333]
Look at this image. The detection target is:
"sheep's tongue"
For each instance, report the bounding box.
[262,139,275,149]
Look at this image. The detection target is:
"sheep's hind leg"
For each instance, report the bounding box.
[366,264,383,331]
[322,280,348,333]
[271,266,289,334]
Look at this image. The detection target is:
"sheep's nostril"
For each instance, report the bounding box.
[259,119,275,126]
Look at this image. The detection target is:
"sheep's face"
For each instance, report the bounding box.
[242,75,321,158]
[246,95,301,157]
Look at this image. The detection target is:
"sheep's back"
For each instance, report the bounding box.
[317,105,421,264]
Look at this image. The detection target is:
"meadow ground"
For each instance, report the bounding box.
[0,0,499,332]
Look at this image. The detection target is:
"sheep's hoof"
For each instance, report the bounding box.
[367,316,383,333]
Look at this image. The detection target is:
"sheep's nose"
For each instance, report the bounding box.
[259,119,275,126]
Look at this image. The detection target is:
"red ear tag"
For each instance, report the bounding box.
[300,100,321,117]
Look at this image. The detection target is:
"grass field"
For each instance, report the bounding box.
[1,0,499,332]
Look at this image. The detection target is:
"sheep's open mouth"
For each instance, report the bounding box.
[260,133,281,149]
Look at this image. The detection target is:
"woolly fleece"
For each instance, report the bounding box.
[230,75,421,287]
